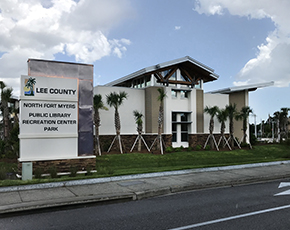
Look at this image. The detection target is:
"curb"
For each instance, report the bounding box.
[0,193,134,215]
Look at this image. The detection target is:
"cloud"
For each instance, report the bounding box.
[194,0,290,87]
[175,26,181,30]
[0,0,133,95]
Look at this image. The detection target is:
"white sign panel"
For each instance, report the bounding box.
[20,100,77,135]
[20,75,78,101]
[19,75,79,161]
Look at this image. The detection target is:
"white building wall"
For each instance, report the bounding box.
[164,87,197,135]
[94,86,145,135]
[204,93,230,134]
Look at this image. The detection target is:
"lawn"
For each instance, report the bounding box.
[0,144,290,187]
[96,144,290,176]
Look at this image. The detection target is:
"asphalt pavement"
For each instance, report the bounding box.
[1,161,290,215]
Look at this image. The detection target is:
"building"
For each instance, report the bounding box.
[94,56,273,150]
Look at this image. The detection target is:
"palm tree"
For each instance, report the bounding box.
[150,88,167,154]
[106,91,128,153]
[93,94,108,156]
[134,110,143,151]
[273,108,289,142]
[273,111,282,141]
[131,110,150,152]
[280,107,289,140]
[1,87,13,139]
[11,105,19,128]
[204,105,219,150]
[25,77,36,96]
[216,108,231,150]
[225,103,240,148]
[236,106,253,147]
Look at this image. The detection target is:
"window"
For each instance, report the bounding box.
[180,113,188,122]
[172,112,191,144]
[172,124,177,142]
[180,90,188,99]
[171,90,177,98]
[172,112,177,122]
[169,71,177,81]
[181,124,188,141]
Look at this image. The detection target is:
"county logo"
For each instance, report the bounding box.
[24,77,36,96]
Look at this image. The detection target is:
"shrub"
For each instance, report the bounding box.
[48,166,58,178]
[69,166,78,177]
[165,146,174,152]
[205,145,211,150]
[195,145,202,150]
[0,167,6,180]
[282,138,290,146]
[86,165,93,176]
[174,146,184,152]
[34,168,44,179]
[250,134,257,145]
[240,142,249,148]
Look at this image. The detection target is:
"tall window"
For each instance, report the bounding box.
[172,112,191,144]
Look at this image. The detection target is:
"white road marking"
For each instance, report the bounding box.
[278,182,290,189]
[275,182,290,196]
[168,204,290,230]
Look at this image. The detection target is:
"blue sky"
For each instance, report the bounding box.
[0,0,289,123]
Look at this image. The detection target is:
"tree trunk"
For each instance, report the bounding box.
[137,124,142,151]
[94,110,101,155]
[209,118,214,149]
[229,119,234,148]
[115,109,121,136]
[221,122,225,147]
[157,104,163,150]
[114,108,123,153]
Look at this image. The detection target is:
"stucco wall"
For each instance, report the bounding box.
[229,91,249,141]
[144,86,160,133]
[196,89,204,133]
[204,93,230,134]
[94,86,145,135]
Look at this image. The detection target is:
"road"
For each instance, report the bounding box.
[1,179,290,229]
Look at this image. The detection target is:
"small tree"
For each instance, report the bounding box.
[93,94,108,156]
[236,106,253,147]
[225,103,240,148]
[134,110,143,151]
[150,88,167,154]
[204,105,219,150]
[106,91,128,154]
[216,108,231,150]
[131,110,150,152]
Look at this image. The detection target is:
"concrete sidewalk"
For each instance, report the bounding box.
[1,161,290,215]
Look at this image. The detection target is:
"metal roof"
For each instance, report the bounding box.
[105,56,219,86]
[207,81,274,94]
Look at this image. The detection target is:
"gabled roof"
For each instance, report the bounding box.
[207,81,274,94]
[105,56,219,86]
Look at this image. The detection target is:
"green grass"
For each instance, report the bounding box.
[1,144,290,187]
[96,144,290,176]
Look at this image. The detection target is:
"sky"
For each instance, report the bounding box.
[0,0,290,124]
